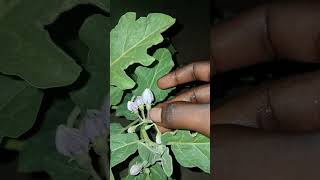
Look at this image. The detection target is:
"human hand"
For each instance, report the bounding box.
[212,1,320,132]
[149,61,210,137]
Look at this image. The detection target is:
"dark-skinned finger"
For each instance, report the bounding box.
[166,84,210,104]
[158,61,210,89]
[150,101,210,137]
[211,2,320,74]
[214,70,320,132]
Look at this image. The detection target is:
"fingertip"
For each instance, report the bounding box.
[157,76,170,89]
[150,107,162,123]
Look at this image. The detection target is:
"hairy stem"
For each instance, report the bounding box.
[67,106,81,128]
[120,119,139,133]
[140,125,157,145]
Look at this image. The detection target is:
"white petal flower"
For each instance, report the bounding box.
[142,88,154,105]
[130,163,143,176]
[135,96,144,107]
[128,101,139,112]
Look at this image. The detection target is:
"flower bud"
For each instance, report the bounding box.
[142,88,154,105]
[127,126,136,133]
[55,125,90,157]
[130,163,143,176]
[156,132,162,144]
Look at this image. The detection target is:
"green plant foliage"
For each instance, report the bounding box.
[18,99,91,180]
[111,133,139,167]
[132,48,174,102]
[110,12,175,92]
[115,48,174,120]
[0,75,43,139]
[70,14,109,110]
[162,130,210,173]
[111,12,210,180]
[0,0,107,88]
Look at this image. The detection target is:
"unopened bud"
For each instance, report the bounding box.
[130,163,143,176]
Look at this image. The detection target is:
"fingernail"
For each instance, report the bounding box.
[150,107,162,123]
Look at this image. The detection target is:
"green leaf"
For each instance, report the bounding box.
[110,122,123,134]
[0,75,43,139]
[0,0,107,88]
[116,48,174,119]
[161,147,173,177]
[18,98,90,180]
[111,133,139,167]
[149,163,167,180]
[137,142,164,165]
[124,173,147,180]
[111,85,124,105]
[70,14,109,109]
[162,130,210,173]
[132,48,174,103]
[110,12,175,90]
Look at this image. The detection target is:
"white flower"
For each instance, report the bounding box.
[142,88,154,105]
[135,96,144,108]
[127,101,138,112]
[130,163,143,176]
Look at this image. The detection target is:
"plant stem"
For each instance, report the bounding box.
[89,164,102,180]
[120,119,139,133]
[67,106,81,128]
[1,139,24,151]
[140,108,146,120]
[140,125,157,146]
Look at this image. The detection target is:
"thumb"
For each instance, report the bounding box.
[149,102,210,137]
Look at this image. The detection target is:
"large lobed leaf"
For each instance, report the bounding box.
[0,0,107,88]
[110,12,175,92]
[115,48,174,120]
[162,130,210,173]
[0,75,43,139]
[70,14,109,109]
[132,48,174,102]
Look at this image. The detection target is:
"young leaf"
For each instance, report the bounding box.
[161,147,173,177]
[132,48,174,103]
[162,130,210,173]
[111,133,139,167]
[70,14,109,109]
[0,75,43,139]
[137,142,164,165]
[0,0,107,88]
[149,163,167,180]
[110,12,175,90]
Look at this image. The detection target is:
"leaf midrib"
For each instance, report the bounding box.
[110,23,172,68]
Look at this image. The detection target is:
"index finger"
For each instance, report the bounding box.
[158,61,210,89]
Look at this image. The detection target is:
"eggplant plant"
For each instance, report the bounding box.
[110,12,210,180]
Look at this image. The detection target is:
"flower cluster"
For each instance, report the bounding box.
[55,107,108,180]
[127,88,154,113]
